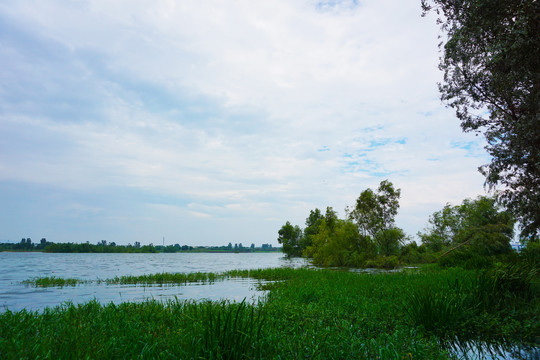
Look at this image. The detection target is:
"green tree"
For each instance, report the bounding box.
[305,219,371,267]
[375,227,406,257]
[418,203,463,252]
[419,196,515,255]
[348,180,404,255]
[422,0,540,240]
[277,221,303,257]
[348,180,401,238]
[302,208,323,250]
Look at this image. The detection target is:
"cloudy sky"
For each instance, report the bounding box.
[0,0,490,246]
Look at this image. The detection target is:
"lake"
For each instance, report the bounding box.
[0,252,308,312]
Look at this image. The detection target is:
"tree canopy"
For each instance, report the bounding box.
[422,0,540,240]
[419,196,515,256]
[347,179,401,238]
[277,221,303,257]
[278,180,408,267]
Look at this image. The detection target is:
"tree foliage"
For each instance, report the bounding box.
[295,180,406,267]
[419,196,515,256]
[305,219,372,267]
[422,0,540,239]
[277,221,303,257]
[348,180,401,238]
[301,208,324,251]
[348,180,405,256]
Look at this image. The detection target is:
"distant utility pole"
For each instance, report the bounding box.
[163,236,165,247]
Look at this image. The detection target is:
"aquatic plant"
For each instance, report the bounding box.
[7,266,538,359]
[22,276,86,287]
[105,271,220,285]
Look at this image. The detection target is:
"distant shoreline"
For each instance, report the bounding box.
[0,242,282,254]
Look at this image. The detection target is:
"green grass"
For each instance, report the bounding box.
[22,276,88,287]
[23,267,301,287]
[6,266,539,359]
[104,271,221,285]
[0,299,266,359]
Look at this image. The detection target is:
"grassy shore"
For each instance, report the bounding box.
[3,266,539,359]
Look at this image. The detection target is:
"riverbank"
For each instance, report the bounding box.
[1,266,538,359]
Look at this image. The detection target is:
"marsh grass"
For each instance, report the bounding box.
[0,299,267,359]
[22,276,87,287]
[7,266,539,359]
[405,289,470,334]
[182,299,266,359]
[405,265,539,357]
[104,271,220,285]
[23,267,302,288]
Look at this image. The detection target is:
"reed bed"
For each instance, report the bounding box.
[6,266,539,359]
[104,271,221,285]
[22,276,88,287]
[23,267,302,287]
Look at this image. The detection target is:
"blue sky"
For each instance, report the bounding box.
[0,0,490,246]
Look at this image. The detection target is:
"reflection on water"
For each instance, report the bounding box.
[0,252,307,312]
[447,339,540,360]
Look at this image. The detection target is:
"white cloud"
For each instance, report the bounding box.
[0,0,491,244]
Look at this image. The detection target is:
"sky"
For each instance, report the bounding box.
[0,0,491,247]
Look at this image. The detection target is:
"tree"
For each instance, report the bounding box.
[419,196,515,254]
[348,180,401,238]
[277,221,303,257]
[418,203,463,251]
[302,208,324,250]
[305,219,366,267]
[422,0,540,240]
[347,180,405,256]
[375,228,405,257]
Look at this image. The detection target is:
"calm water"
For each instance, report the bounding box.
[0,252,308,312]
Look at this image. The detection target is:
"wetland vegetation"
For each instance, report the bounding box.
[4,258,539,359]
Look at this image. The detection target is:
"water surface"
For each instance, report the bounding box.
[0,252,307,312]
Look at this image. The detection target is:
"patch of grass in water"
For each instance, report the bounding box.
[22,276,87,287]
[104,271,220,285]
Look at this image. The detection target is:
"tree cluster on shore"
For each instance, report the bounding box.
[278,180,527,269]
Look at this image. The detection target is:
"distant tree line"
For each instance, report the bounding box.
[0,238,51,252]
[0,239,279,253]
[278,180,520,269]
